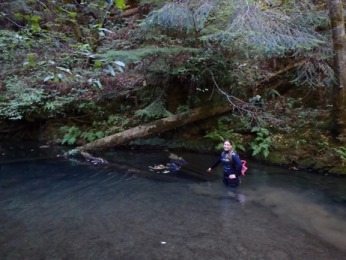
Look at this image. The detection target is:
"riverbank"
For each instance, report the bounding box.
[1,121,345,176]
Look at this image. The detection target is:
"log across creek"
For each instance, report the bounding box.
[65,106,233,180]
[76,106,233,152]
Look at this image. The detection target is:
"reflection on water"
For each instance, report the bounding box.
[0,147,346,259]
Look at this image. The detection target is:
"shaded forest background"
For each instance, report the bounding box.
[1,0,346,175]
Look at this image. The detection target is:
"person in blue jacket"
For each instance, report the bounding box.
[207,140,243,188]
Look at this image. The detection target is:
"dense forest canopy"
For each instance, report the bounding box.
[1,0,346,173]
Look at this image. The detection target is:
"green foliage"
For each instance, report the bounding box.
[107,114,120,125]
[207,2,327,57]
[60,126,105,145]
[101,47,200,65]
[0,30,32,65]
[114,0,126,10]
[22,53,38,68]
[119,104,132,114]
[140,2,215,33]
[0,76,44,120]
[60,126,82,145]
[81,130,105,142]
[135,101,173,122]
[0,76,86,120]
[25,14,42,33]
[250,127,273,158]
[332,147,346,163]
[60,112,130,145]
[107,114,129,126]
[77,102,106,117]
[265,89,281,100]
[291,53,335,87]
[140,0,329,59]
[1,1,127,80]
[41,93,81,115]
[73,43,125,75]
[0,0,339,167]
[139,0,332,91]
[202,1,333,88]
[317,140,329,150]
[176,105,190,117]
[105,114,129,133]
[204,116,245,152]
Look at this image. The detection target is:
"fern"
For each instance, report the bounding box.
[204,116,245,152]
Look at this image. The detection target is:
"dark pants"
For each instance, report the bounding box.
[223,175,240,188]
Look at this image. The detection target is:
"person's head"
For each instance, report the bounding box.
[223,140,233,151]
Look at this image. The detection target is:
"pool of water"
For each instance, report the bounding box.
[1,146,346,259]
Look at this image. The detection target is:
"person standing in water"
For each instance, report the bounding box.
[207,140,243,188]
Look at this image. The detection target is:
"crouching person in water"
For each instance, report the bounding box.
[207,140,243,188]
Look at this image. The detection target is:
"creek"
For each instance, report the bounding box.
[0,144,346,259]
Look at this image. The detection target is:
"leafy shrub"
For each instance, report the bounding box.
[176,105,190,117]
[332,147,346,164]
[0,76,45,120]
[0,76,86,120]
[60,126,82,145]
[135,101,173,122]
[204,116,245,152]
[81,130,105,142]
[250,127,272,158]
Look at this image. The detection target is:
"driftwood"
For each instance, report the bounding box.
[76,105,233,152]
[65,151,213,181]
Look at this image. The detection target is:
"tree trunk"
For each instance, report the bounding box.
[77,105,233,151]
[328,0,346,142]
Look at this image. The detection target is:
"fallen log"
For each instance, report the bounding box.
[76,105,233,152]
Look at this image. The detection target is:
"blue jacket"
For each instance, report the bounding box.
[210,151,243,187]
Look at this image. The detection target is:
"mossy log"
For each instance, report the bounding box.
[77,106,232,152]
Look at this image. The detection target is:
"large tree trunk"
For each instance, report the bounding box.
[328,0,346,143]
[77,105,233,151]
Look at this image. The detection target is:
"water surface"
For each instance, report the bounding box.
[1,146,346,259]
